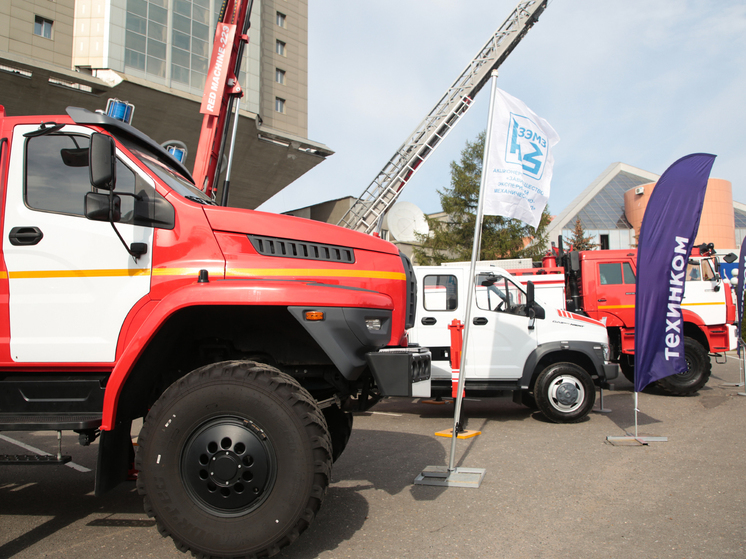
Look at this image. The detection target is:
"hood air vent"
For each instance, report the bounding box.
[249,235,355,264]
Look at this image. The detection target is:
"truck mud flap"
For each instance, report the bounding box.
[366,347,431,398]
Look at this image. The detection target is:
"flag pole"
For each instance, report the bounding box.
[415,71,501,488]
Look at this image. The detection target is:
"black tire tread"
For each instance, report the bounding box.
[135,360,332,559]
[655,337,711,395]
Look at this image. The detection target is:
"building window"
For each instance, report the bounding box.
[600,234,609,250]
[34,16,53,39]
[275,68,285,84]
[276,40,285,56]
[276,12,286,28]
[275,97,285,113]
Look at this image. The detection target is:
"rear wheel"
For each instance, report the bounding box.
[619,354,635,383]
[535,362,595,423]
[656,337,711,395]
[136,361,332,558]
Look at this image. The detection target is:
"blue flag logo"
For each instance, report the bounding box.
[506,113,548,180]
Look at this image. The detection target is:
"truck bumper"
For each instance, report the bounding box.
[366,347,431,397]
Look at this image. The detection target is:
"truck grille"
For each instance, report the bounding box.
[249,235,355,264]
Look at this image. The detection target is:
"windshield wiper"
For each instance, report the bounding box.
[185,195,216,205]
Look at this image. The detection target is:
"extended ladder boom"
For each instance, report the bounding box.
[337,0,547,234]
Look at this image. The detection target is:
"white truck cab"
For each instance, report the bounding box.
[409,265,618,423]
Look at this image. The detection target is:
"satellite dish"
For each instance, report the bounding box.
[386,202,429,243]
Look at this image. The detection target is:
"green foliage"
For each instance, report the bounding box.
[565,217,599,252]
[413,131,550,265]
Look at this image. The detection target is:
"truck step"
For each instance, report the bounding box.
[0,454,72,465]
[0,413,102,431]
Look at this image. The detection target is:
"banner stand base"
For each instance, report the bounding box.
[414,465,486,488]
[592,388,612,413]
[606,435,668,446]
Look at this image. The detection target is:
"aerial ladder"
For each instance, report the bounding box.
[337,0,548,234]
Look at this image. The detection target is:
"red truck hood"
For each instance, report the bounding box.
[202,206,400,255]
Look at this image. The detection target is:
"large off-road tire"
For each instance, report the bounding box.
[136,361,332,559]
[322,405,353,462]
[535,362,596,423]
[655,337,711,395]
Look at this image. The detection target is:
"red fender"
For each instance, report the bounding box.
[101,278,393,429]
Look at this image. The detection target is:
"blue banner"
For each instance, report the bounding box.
[634,153,716,393]
[737,241,746,356]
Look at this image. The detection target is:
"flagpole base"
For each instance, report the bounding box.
[606,435,668,446]
[422,399,449,405]
[435,428,481,439]
[592,387,612,413]
[414,465,486,488]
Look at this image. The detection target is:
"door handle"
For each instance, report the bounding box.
[421,317,437,325]
[9,226,43,246]
[473,317,488,325]
[597,298,606,302]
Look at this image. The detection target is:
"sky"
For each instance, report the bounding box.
[257,0,746,224]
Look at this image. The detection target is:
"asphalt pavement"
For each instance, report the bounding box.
[1,356,744,559]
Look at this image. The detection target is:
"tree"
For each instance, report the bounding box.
[413,131,551,266]
[565,217,599,251]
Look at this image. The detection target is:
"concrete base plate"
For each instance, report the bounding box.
[413,466,486,488]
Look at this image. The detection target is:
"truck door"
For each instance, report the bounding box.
[468,274,537,379]
[410,269,462,381]
[2,125,153,363]
[594,260,636,325]
[682,257,727,325]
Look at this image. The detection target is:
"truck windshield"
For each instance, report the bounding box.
[118,139,216,206]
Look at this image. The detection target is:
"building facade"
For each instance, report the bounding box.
[0,0,329,209]
[546,162,746,252]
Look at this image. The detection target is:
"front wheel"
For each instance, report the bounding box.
[535,362,595,423]
[655,337,711,395]
[136,361,332,558]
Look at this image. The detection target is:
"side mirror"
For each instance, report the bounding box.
[85,192,121,222]
[526,281,545,321]
[89,132,116,190]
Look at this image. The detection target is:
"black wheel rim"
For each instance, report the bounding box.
[181,416,276,517]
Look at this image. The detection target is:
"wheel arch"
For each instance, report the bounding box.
[522,342,599,392]
[683,321,709,352]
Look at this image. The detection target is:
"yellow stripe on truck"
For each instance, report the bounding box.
[2,268,407,281]
[227,268,407,281]
[8,268,150,279]
[599,302,724,310]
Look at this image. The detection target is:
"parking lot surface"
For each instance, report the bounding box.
[1,357,745,559]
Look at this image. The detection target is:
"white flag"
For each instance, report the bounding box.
[482,88,559,228]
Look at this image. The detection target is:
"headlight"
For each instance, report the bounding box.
[366,318,383,331]
[594,344,611,362]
